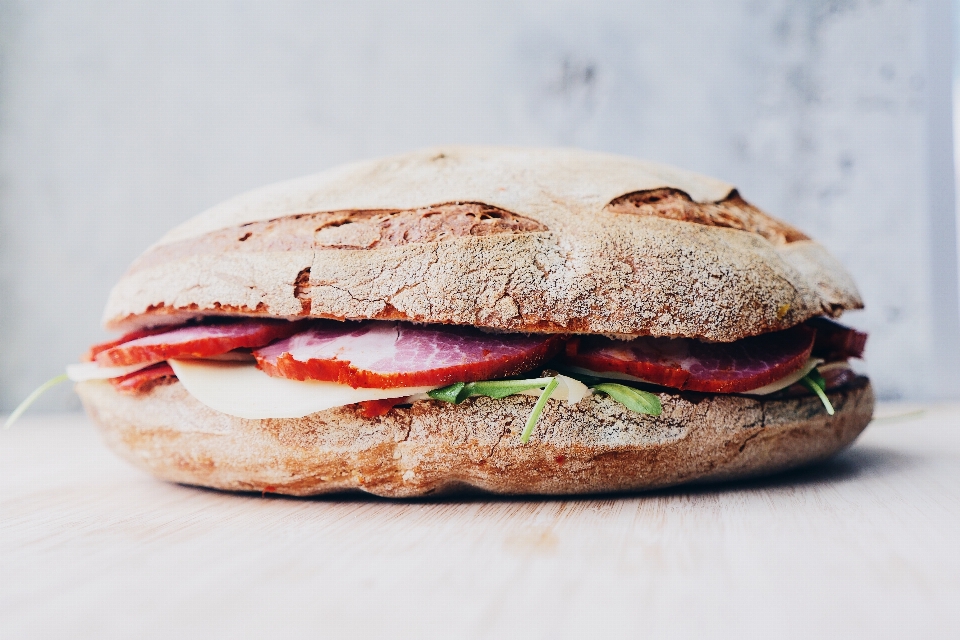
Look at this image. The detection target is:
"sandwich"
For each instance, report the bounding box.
[67,147,874,497]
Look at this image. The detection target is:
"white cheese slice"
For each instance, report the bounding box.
[168,359,438,419]
[66,360,158,382]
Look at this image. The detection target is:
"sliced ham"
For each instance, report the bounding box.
[254,320,564,388]
[561,325,816,394]
[808,317,868,360]
[84,326,173,362]
[95,320,303,367]
[110,362,177,393]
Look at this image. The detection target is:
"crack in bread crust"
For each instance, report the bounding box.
[606,189,809,245]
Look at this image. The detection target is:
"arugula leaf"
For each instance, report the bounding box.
[520,376,559,443]
[427,376,566,445]
[428,382,467,403]
[465,378,556,400]
[428,377,555,404]
[592,383,661,416]
[800,371,835,416]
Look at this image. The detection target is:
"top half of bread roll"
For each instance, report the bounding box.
[103,147,862,341]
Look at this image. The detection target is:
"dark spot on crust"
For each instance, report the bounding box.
[373,302,410,322]
[315,218,353,231]
[128,203,548,273]
[293,267,311,315]
[606,188,808,245]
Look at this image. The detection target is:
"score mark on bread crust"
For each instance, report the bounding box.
[606,188,809,245]
[128,203,548,273]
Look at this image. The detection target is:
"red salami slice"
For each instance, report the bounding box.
[110,362,177,393]
[562,325,816,393]
[254,321,564,388]
[95,320,303,367]
[808,317,868,360]
[84,326,174,362]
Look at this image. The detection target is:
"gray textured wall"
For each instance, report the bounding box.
[1,0,957,412]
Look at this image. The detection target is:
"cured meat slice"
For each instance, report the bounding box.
[357,398,405,418]
[821,366,857,390]
[95,320,303,367]
[807,317,868,360]
[562,325,816,393]
[816,361,858,390]
[84,326,173,362]
[254,321,564,388]
[110,362,177,393]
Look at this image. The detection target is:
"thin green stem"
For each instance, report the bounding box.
[520,376,559,444]
[4,373,69,429]
[801,373,835,416]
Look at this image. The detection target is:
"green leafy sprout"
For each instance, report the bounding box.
[520,377,560,443]
[800,368,835,416]
[427,377,557,404]
[591,382,662,415]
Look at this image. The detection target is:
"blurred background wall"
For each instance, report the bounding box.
[0,0,957,411]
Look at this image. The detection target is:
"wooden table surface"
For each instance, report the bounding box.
[2,405,958,639]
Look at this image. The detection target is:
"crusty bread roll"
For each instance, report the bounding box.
[103,147,861,342]
[78,377,873,497]
[78,147,874,497]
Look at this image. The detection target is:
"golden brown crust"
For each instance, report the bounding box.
[103,147,863,339]
[77,377,875,498]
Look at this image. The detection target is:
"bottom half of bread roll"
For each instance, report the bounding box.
[77,377,874,498]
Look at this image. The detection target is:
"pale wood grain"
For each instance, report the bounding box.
[1,405,958,639]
